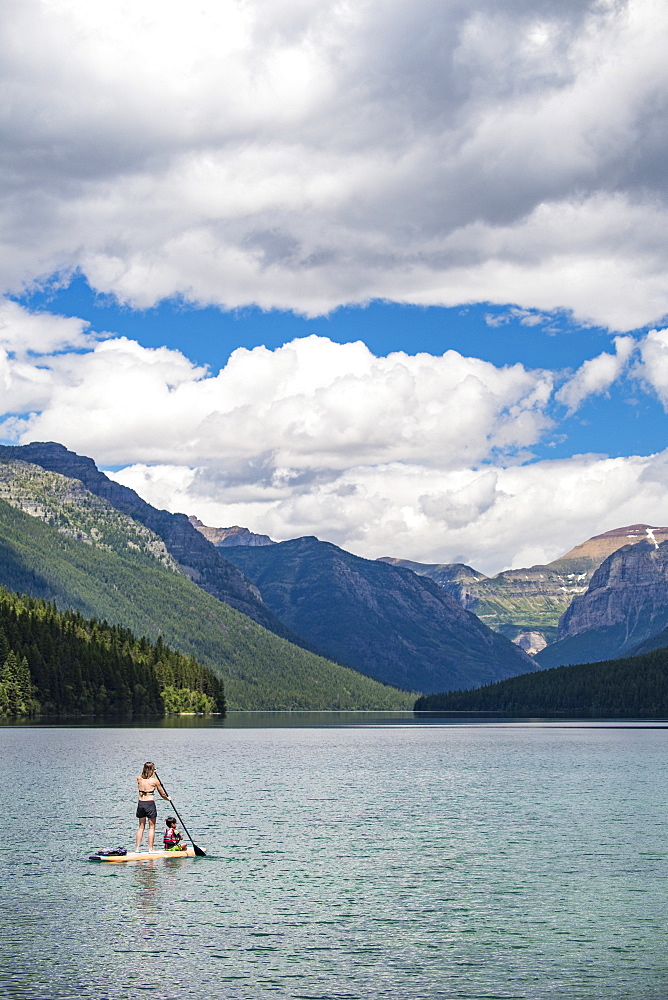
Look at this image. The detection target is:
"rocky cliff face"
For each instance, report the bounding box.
[558,539,668,641]
[0,442,300,642]
[512,631,547,655]
[536,538,668,667]
[188,516,274,547]
[224,536,535,694]
[0,459,179,570]
[381,524,668,651]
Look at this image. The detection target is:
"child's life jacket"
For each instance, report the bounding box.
[164,826,183,848]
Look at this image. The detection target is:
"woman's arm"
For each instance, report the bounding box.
[156,780,171,801]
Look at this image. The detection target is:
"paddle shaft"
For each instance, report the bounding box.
[154,770,206,856]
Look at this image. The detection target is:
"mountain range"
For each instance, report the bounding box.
[0,449,416,710]
[211,514,668,708]
[3,439,668,715]
[0,441,531,710]
[221,535,534,693]
[380,524,668,652]
[195,514,655,659]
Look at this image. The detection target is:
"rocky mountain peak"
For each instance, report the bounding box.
[188,516,274,547]
[548,523,668,575]
[535,537,668,667]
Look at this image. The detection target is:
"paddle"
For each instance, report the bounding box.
[154,769,206,857]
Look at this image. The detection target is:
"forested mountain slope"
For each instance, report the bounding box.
[224,535,534,694]
[0,586,225,717]
[0,498,413,709]
[0,442,302,644]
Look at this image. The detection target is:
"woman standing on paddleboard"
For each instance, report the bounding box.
[135,761,171,853]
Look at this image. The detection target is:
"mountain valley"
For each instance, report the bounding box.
[222,535,534,694]
[381,524,668,651]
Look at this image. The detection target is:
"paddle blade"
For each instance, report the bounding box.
[193,843,206,857]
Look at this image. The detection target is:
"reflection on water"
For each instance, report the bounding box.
[0,710,421,728]
[129,855,194,914]
[3,710,668,730]
[131,861,163,912]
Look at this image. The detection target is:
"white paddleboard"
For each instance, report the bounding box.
[89,846,204,862]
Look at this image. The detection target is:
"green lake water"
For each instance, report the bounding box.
[1,715,667,998]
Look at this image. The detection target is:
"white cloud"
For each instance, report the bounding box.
[1,307,665,573]
[1,0,668,327]
[0,298,99,414]
[0,298,93,357]
[2,333,554,468]
[555,335,636,412]
[1,335,208,459]
[636,328,668,406]
[110,451,668,576]
[485,308,556,329]
[419,471,502,530]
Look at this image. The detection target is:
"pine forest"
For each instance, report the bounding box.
[0,586,226,718]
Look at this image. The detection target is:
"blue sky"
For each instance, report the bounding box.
[1,0,668,574]
[17,275,667,462]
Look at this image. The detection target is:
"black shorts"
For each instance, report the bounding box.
[136,800,157,820]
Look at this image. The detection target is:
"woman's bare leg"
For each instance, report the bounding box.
[135,817,146,851]
[148,817,157,851]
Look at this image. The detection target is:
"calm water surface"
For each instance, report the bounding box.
[1,718,667,999]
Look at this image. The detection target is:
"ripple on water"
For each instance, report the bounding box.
[1,723,668,999]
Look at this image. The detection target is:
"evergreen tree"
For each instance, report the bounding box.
[0,584,225,718]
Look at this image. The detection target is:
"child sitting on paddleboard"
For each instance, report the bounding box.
[164,816,187,851]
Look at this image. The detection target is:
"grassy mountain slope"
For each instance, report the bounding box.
[0,442,308,647]
[0,499,413,709]
[224,536,535,694]
[462,574,572,644]
[378,558,579,644]
[415,646,668,719]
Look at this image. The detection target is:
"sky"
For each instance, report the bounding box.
[1,0,668,576]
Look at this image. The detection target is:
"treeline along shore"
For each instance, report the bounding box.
[414,646,668,718]
[0,586,226,718]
